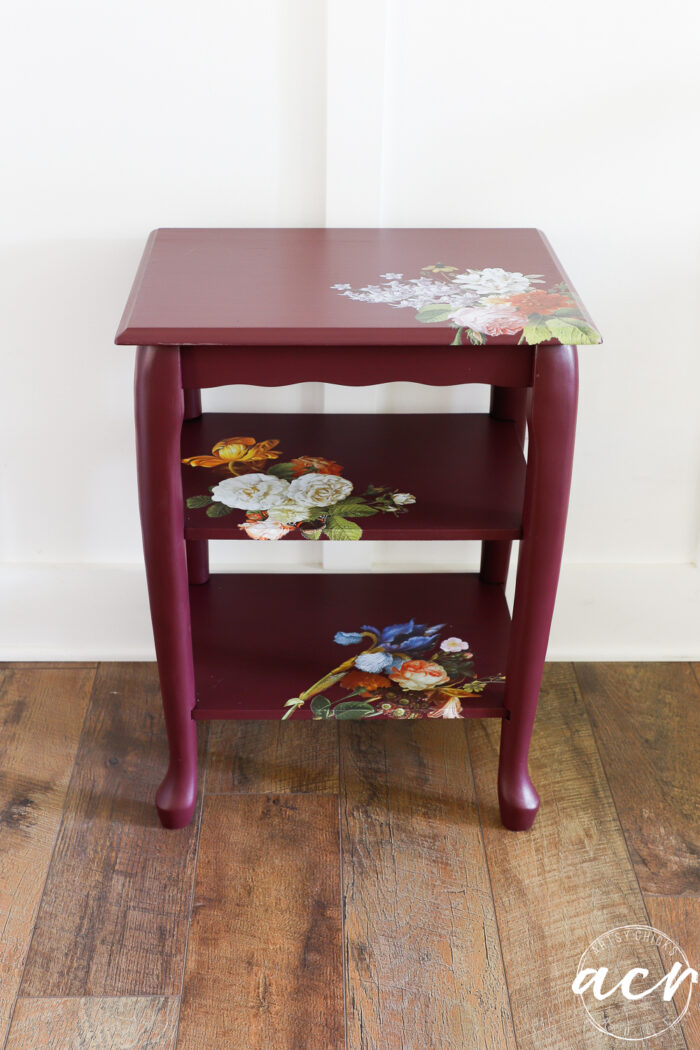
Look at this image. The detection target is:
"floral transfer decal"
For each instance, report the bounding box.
[282,620,504,720]
[183,438,415,539]
[332,264,600,346]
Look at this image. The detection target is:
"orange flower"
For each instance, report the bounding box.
[290,456,343,477]
[508,291,574,317]
[389,660,450,691]
[340,670,391,692]
[182,436,280,474]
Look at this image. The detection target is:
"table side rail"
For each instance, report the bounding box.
[180,344,534,389]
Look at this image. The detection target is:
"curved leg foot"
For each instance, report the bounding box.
[498,722,540,831]
[156,764,198,829]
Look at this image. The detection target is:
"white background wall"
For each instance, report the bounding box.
[2,0,699,658]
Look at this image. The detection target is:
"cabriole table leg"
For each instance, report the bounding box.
[480,385,528,584]
[183,387,209,584]
[135,346,198,829]
[499,345,578,830]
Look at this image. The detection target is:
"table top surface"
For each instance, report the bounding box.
[115,227,601,348]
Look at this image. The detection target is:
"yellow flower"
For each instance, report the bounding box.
[182,436,280,475]
[421,262,458,274]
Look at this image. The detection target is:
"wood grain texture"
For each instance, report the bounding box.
[468,663,686,1050]
[576,662,700,895]
[0,663,99,669]
[339,720,516,1050]
[644,895,700,1050]
[6,996,178,1050]
[20,663,205,997]
[206,720,338,794]
[0,668,93,1044]
[177,794,343,1050]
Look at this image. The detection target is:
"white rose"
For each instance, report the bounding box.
[453,267,532,296]
[392,492,416,505]
[450,304,523,337]
[211,473,290,510]
[266,499,311,525]
[237,519,295,540]
[288,472,353,508]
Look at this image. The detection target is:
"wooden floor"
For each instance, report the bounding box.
[0,662,698,1050]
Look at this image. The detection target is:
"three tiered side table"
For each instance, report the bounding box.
[115,228,600,831]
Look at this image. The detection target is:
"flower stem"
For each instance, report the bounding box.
[293,632,381,710]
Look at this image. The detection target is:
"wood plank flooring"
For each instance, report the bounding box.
[1,662,698,1049]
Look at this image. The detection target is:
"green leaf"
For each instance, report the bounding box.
[450,326,463,346]
[544,317,601,345]
[323,515,363,541]
[415,303,455,324]
[331,497,378,518]
[281,697,304,720]
[300,527,323,540]
[465,327,486,345]
[186,494,212,509]
[333,701,379,720]
[266,462,297,480]
[205,502,234,517]
[520,323,552,345]
[435,653,475,678]
[310,695,331,718]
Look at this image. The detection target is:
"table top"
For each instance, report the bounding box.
[115,228,601,348]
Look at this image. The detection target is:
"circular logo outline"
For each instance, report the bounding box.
[575,924,694,1042]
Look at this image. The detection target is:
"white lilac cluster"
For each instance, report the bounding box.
[331,267,542,313]
[332,275,478,311]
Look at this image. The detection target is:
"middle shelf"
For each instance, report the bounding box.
[181,412,526,542]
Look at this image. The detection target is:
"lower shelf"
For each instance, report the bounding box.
[190,573,510,721]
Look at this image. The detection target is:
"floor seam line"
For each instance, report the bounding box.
[0,662,99,1049]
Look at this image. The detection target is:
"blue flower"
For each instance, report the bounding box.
[334,630,365,645]
[361,620,445,654]
[355,651,393,673]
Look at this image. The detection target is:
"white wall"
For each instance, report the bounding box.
[2,0,699,658]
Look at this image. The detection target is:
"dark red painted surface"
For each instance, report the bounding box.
[189,573,510,720]
[480,386,528,584]
[134,347,198,829]
[499,345,578,830]
[180,343,534,389]
[180,412,526,541]
[116,228,598,347]
[124,228,589,831]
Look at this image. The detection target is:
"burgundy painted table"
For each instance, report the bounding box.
[115,228,600,831]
